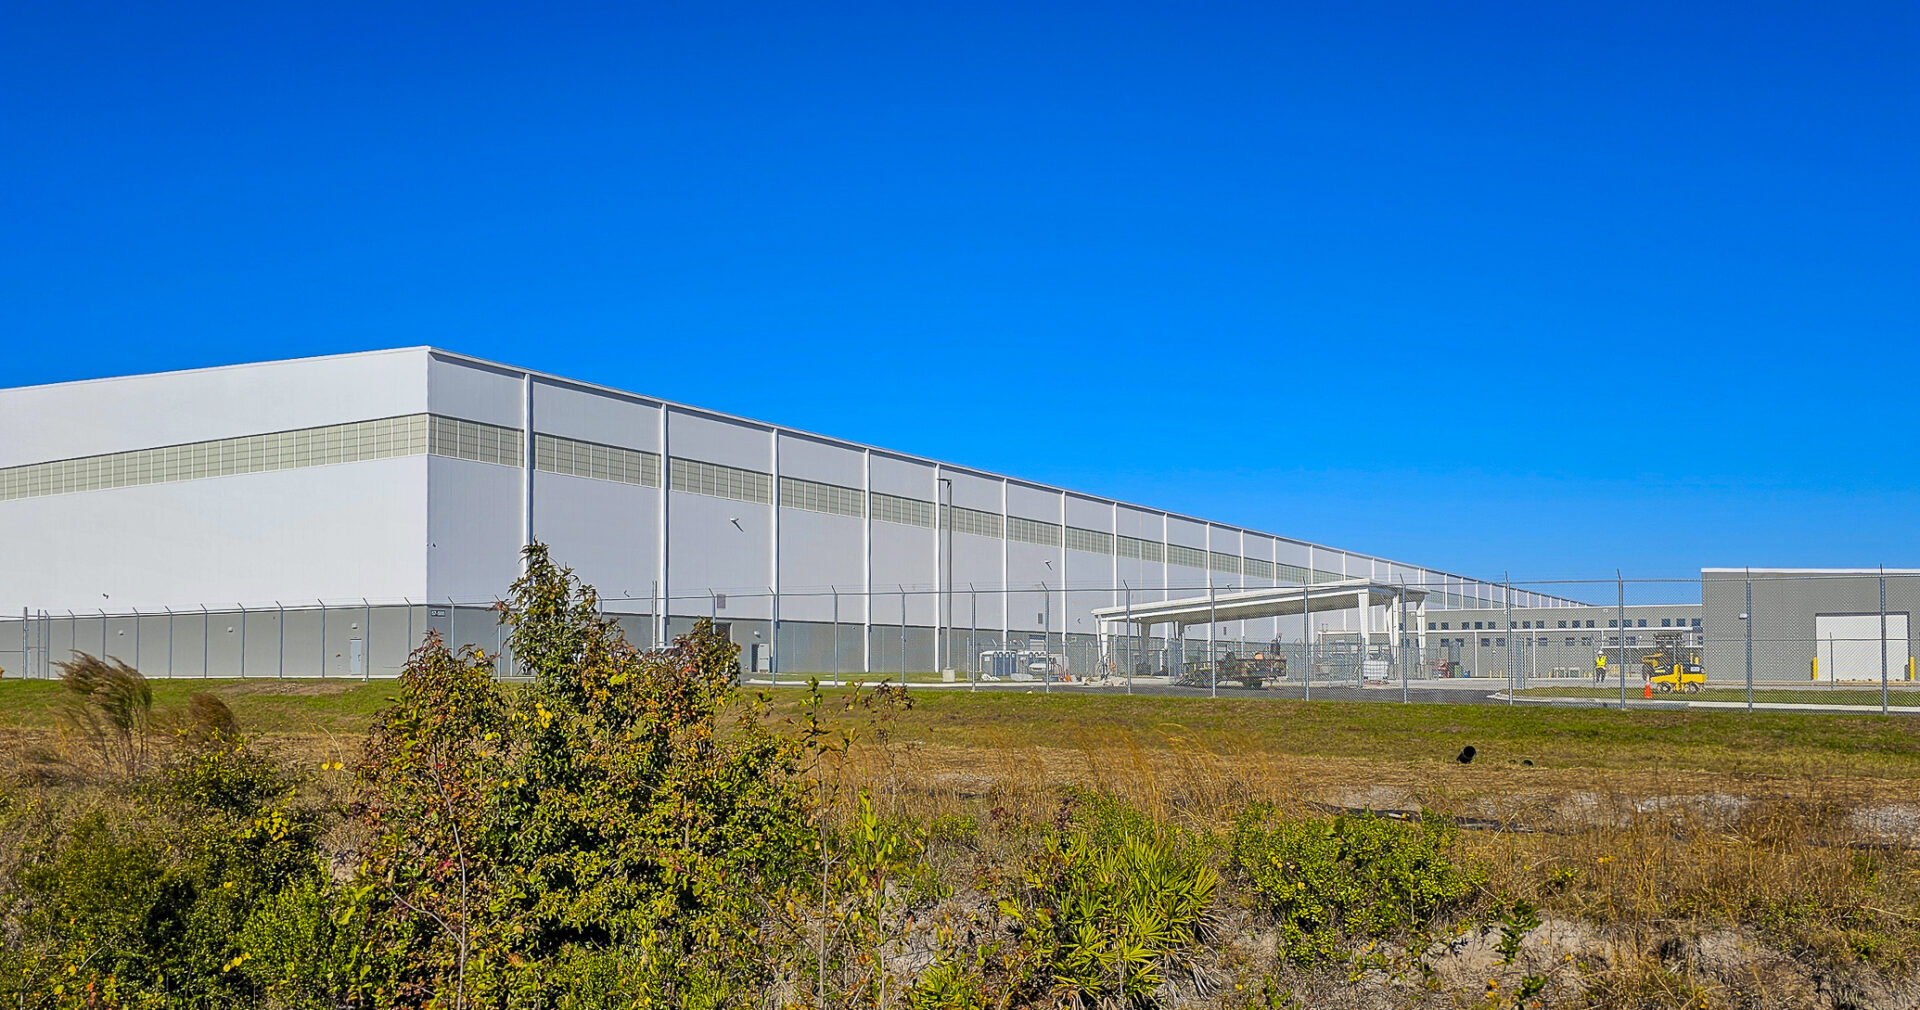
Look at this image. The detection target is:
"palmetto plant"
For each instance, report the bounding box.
[1019,799,1217,1007]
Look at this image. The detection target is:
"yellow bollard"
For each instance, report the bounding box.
[1811,656,1819,681]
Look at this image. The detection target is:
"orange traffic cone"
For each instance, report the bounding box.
[1643,682,1653,699]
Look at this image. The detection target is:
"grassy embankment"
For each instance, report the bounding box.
[6,677,1919,1006]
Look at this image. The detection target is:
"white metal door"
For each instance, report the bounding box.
[1814,613,1909,681]
[349,638,365,678]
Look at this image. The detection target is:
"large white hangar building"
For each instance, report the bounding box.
[1,348,1569,678]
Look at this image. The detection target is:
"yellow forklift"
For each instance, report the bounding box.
[1641,631,1705,693]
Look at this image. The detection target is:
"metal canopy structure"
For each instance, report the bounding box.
[1089,580,1427,630]
[1089,580,1430,667]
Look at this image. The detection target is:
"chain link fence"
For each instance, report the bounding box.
[5,573,1916,713]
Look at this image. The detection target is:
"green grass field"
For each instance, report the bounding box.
[812,687,1920,777]
[7,677,1918,781]
[0,677,393,735]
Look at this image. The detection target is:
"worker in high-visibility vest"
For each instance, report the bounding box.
[1594,651,1608,684]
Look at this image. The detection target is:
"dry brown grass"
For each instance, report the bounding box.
[814,708,1920,1008]
[5,682,1917,1006]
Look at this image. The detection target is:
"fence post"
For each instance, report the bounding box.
[278,603,285,679]
[969,584,978,693]
[1744,573,1753,712]
[832,587,841,685]
[1208,583,1217,699]
[768,585,777,688]
[1504,574,1514,704]
[1616,572,1627,708]
[898,587,907,692]
[239,604,247,679]
[365,599,373,683]
[1304,585,1312,703]
[1042,582,1051,694]
[132,607,140,672]
[165,608,173,677]
[319,600,327,679]
[1881,568,1890,715]
[1124,583,1133,696]
[201,605,209,678]
[1399,585,1409,705]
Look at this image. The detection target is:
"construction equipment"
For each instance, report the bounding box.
[1642,632,1705,693]
[1177,651,1287,689]
[1218,652,1287,689]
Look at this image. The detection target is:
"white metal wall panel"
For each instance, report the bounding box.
[1004,482,1059,521]
[1064,494,1110,531]
[1004,541,1058,633]
[1114,505,1160,540]
[1242,534,1276,638]
[777,433,864,488]
[427,356,526,430]
[668,410,770,472]
[1275,540,1310,573]
[1113,560,1165,604]
[869,522,936,624]
[531,381,660,450]
[530,471,659,607]
[1166,516,1205,549]
[944,471,1001,512]
[0,348,432,469]
[665,495,773,617]
[425,456,524,603]
[0,456,429,611]
[947,531,1005,593]
[774,509,864,621]
[868,454,935,499]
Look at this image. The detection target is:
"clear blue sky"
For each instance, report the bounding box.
[3,1,1914,586]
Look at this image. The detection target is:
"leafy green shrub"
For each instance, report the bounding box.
[497,544,814,1000]
[1008,793,1218,1005]
[238,874,391,1008]
[355,629,511,1008]
[1230,805,1481,965]
[4,735,327,1007]
[354,542,816,1008]
[9,814,177,1002]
